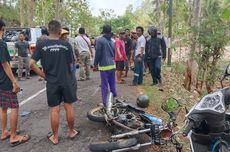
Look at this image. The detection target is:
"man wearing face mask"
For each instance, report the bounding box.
[146,26,166,86]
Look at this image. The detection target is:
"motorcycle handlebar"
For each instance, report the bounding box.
[182,121,194,137]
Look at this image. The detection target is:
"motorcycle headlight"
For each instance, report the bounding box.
[195,91,225,113]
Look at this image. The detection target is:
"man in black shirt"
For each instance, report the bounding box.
[0,19,30,146]
[146,27,166,86]
[30,20,79,145]
[14,32,31,81]
[124,29,132,77]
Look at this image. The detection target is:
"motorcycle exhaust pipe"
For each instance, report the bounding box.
[106,92,113,115]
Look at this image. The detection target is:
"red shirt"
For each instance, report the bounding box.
[115,38,127,61]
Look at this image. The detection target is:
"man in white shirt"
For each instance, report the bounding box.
[75,27,93,81]
[132,26,146,86]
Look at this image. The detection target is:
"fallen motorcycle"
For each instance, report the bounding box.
[183,64,230,152]
[87,93,183,152]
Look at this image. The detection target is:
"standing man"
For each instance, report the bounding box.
[146,27,166,85]
[0,19,30,147]
[124,29,132,77]
[30,20,79,145]
[13,32,31,81]
[115,30,127,84]
[75,27,93,81]
[132,26,146,86]
[94,25,117,107]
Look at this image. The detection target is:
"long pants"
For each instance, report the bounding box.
[149,57,162,84]
[100,69,117,106]
[133,56,144,85]
[18,56,30,78]
[79,51,91,80]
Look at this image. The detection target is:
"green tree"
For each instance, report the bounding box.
[196,0,229,92]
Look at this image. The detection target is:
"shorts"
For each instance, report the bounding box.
[116,61,125,71]
[46,83,77,107]
[0,89,19,109]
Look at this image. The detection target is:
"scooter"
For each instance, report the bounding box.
[183,64,230,152]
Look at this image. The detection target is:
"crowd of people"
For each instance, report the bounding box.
[0,18,167,146]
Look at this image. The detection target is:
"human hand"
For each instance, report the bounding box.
[93,66,98,72]
[119,54,123,60]
[12,82,20,93]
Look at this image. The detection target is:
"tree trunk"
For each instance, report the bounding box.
[20,0,25,27]
[27,0,35,26]
[156,0,162,31]
[55,0,60,21]
[184,0,201,92]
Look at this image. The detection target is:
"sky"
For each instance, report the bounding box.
[87,0,142,16]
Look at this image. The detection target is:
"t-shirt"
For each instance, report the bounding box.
[124,37,132,56]
[0,39,13,91]
[115,38,126,61]
[15,41,29,57]
[135,35,146,57]
[75,35,91,53]
[32,39,74,85]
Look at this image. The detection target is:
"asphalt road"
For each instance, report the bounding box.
[0,72,150,152]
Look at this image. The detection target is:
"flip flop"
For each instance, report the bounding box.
[68,130,80,140]
[47,132,58,145]
[1,134,10,141]
[10,135,30,147]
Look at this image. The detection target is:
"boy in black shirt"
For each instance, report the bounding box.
[0,19,30,146]
[30,20,79,145]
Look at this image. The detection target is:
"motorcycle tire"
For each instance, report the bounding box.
[87,106,106,122]
[89,138,138,152]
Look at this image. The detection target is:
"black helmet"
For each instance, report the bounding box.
[136,95,150,108]
[148,26,157,35]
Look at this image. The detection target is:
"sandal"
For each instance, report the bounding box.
[10,135,30,147]
[68,130,80,140]
[1,134,10,141]
[47,132,58,145]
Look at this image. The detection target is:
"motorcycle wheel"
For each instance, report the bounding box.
[89,138,137,152]
[87,106,106,122]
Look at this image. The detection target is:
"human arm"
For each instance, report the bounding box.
[13,42,18,59]
[2,63,20,93]
[161,37,167,60]
[115,40,122,59]
[140,37,146,57]
[30,59,45,78]
[94,39,102,70]
[30,42,45,78]
[0,46,20,93]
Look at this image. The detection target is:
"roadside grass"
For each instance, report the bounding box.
[138,60,229,151]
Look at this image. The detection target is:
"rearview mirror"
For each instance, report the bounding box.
[225,64,230,76]
[161,98,179,113]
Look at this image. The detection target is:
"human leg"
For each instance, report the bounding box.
[155,57,162,83]
[138,59,144,85]
[85,52,91,80]
[108,70,117,97]
[100,71,109,106]
[132,58,141,85]
[24,57,31,78]
[49,105,60,144]
[0,108,10,140]
[17,56,23,79]
[79,52,87,80]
